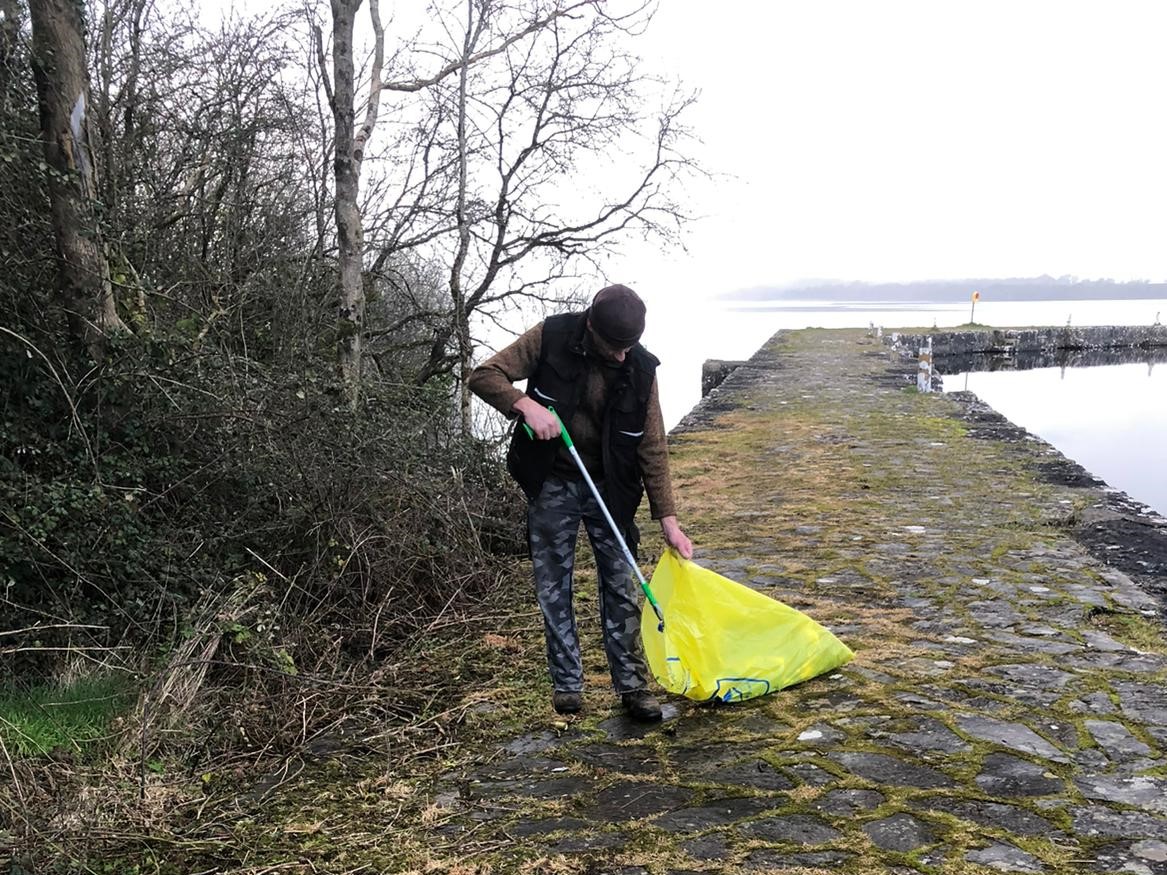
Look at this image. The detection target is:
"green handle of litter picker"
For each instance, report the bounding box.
[642,574,664,619]
[520,406,574,449]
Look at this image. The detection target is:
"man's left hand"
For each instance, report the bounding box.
[659,515,693,560]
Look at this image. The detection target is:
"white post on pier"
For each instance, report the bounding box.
[917,337,934,393]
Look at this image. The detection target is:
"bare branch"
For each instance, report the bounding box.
[382,0,595,93]
[312,21,335,113]
[353,0,383,165]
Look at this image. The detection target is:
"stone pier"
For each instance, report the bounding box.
[417,327,1167,874]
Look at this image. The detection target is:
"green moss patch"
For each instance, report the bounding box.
[0,672,135,757]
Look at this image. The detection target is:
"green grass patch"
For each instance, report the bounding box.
[0,672,135,757]
[1089,608,1167,654]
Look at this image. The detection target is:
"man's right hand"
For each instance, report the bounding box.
[513,397,561,440]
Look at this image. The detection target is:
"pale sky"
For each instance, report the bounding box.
[603,1,1167,305]
[314,1,1167,302]
[204,0,1167,429]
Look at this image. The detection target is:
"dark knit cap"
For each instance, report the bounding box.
[589,284,646,346]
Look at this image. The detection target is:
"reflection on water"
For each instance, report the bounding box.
[939,354,1167,517]
[938,345,1167,376]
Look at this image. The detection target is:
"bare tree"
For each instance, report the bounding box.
[28,0,129,357]
[447,1,487,432]
[317,0,604,403]
[80,3,323,358]
[91,0,151,227]
[408,0,697,432]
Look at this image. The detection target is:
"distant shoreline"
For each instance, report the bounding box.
[724,278,1167,304]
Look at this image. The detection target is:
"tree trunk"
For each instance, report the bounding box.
[29,0,128,357]
[331,0,360,399]
[331,0,361,403]
[329,0,383,405]
[450,0,479,436]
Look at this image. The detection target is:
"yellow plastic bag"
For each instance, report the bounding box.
[641,551,854,702]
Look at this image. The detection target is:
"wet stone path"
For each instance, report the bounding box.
[423,328,1167,874]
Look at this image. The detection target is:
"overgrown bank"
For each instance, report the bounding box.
[0,328,531,869]
[2,0,691,861]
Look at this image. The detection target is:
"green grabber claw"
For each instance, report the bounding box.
[521,405,664,631]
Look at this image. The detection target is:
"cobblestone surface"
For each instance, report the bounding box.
[422,328,1167,874]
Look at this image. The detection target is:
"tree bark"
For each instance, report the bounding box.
[29,0,128,357]
[329,0,383,405]
[331,0,362,400]
[449,0,478,435]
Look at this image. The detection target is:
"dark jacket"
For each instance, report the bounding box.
[506,312,659,552]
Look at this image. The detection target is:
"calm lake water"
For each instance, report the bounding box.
[940,359,1167,517]
[644,297,1167,516]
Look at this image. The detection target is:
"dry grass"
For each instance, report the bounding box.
[1,553,554,874]
[1089,608,1167,654]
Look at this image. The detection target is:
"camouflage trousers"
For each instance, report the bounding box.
[527,475,650,695]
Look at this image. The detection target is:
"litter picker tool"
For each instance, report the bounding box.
[523,408,666,631]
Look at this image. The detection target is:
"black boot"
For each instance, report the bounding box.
[621,689,662,722]
[552,690,582,715]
